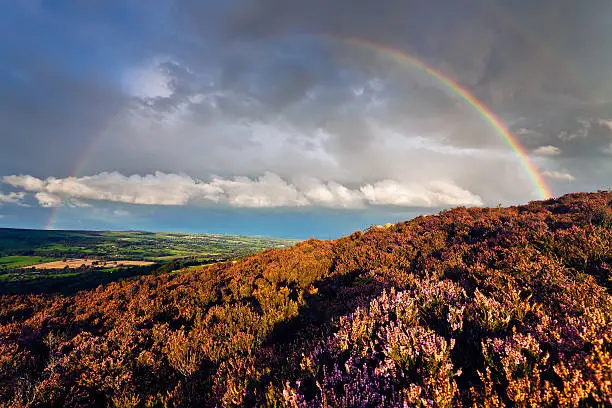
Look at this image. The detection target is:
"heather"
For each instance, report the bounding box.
[1,192,611,407]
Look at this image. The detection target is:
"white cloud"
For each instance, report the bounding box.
[3,172,482,209]
[533,145,562,156]
[542,171,576,181]
[598,119,612,132]
[34,192,62,207]
[0,192,26,206]
[5,172,220,206]
[360,180,483,207]
[208,173,307,208]
[298,178,364,209]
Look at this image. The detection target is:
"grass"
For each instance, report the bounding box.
[0,255,57,269]
[0,228,298,262]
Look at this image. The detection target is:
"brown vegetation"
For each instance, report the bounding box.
[0,191,610,407]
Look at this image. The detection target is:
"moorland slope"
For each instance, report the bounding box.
[1,192,611,407]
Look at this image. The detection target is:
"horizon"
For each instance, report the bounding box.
[0,203,434,239]
[0,225,301,240]
[3,190,609,240]
[1,1,611,237]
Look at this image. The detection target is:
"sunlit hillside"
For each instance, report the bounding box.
[1,192,611,407]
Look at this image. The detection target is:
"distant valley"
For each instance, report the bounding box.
[0,228,297,294]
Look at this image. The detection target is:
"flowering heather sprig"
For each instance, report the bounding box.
[285,289,461,407]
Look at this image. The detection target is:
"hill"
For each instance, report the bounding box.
[1,192,611,407]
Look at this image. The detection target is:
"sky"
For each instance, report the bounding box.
[0,0,611,239]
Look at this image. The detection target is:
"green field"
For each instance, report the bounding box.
[0,255,56,269]
[0,228,298,294]
[0,228,297,262]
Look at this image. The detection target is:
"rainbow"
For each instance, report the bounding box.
[46,208,59,230]
[315,35,553,199]
[45,141,100,230]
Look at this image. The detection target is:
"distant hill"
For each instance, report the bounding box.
[0,192,610,407]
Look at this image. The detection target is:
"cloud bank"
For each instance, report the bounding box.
[3,172,483,209]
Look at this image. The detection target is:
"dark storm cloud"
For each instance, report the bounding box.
[162,1,612,176]
[217,0,611,104]
[198,0,612,190]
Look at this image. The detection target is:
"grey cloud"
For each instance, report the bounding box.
[223,1,612,148]
[85,64,542,205]
[166,0,612,196]
[520,117,612,158]
[0,67,128,177]
[218,0,609,105]
[28,1,605,198]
